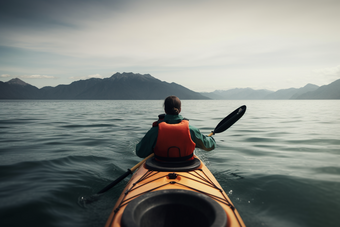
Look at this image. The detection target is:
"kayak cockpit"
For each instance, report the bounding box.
[121,189,227,227]
[145,157,202,172]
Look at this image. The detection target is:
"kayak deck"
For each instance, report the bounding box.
[105,156,245,227]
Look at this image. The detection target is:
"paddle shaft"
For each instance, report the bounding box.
[130,153,154,172]
[96,153,154,194]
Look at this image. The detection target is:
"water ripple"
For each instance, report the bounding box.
[0,100,339,227]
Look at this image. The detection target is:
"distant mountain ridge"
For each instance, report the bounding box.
[201,88,273,100]
[294,79,340,99]
[201,80,340,99]
[1,73,339,99]
[0,78,41,99]
[0,72,208,100]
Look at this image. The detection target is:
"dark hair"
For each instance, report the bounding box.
[164,96,181,115]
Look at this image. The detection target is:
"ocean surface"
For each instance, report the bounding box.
[0,100,339,227]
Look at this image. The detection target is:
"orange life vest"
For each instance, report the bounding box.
[154,120,196,161]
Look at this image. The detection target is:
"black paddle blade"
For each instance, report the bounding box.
[78,194,100,206]
[213,105,246,134]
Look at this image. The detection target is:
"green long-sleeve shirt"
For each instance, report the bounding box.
[136,114,216,158]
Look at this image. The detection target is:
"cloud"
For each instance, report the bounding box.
[314,65,340,78]
[1,74,11,78]
[2,0,339,61]
[88,74,103,78]
[69,74,104,80]
[20,75,55,79]
[308,65,340,86]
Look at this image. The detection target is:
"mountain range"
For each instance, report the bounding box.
[0,72,339,99]
[201,79,340,99]
[0,72,208,100]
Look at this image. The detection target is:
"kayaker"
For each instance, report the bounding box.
[136,96,216,160]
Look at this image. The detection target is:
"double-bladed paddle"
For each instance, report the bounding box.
[91,105,246,197]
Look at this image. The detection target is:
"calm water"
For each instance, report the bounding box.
[0,100,339,227]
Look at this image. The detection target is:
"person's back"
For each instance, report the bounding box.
[136,96,216,159]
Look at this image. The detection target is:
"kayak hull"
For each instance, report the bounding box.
[105,156,245,227]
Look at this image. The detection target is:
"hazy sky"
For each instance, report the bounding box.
[1,0,339,92]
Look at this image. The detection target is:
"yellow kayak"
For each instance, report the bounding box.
[105,155,245,227]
